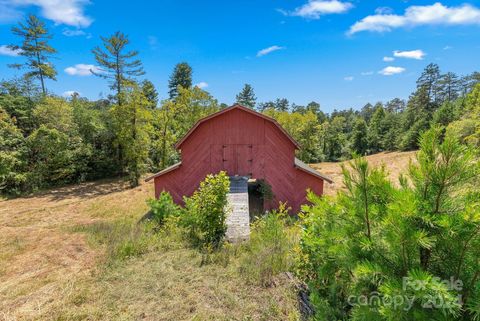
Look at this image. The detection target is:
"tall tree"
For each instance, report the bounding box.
[274,98,289,111]
[236,84,256,109]
[367,105,387,153]
[168,62,192,99]
[91,31,145,105]
[141,80,158,109]
[9,14,57,95]
[385,98,405,114]
[110,84,152,186]
[417,63,441,103]
[351,117,368,155]
[437,72,460,102]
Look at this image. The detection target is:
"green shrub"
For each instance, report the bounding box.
[298,127,480,320]
[147,191,181,225]
[182,171,230,248]
[241,203,297,286]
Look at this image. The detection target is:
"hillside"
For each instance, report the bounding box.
[311,151,418,196]
[0,151,417,320]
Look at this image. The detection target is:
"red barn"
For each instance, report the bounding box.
[146,104,332,213]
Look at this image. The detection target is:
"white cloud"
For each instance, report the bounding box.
[64,64,101,76]
[0,45,22,56]
[62,90,80,97]
[290,0,353,19]
[443,45,453,50]
[195,82,208,89]
[383,56,394,62]
[5,0,92,27]
[344,76,354,81]
[393,49,425,60]
[348,2,480,34]
[62,28,86,36]
[0,2,22,23]
[257,45,285,57]
[361,71,374,76]
[379,66,406,76]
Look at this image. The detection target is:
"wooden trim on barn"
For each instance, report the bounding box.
[175,104,301,149]
[294,158,333,183]
[144,161,182,182]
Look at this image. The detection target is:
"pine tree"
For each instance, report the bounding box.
[417,63,441,103]
[274,98,289,111]
[9,14,57,95]
[91,31,145,105]
[141,80,158,109]
[437,72,460,102]
[168,62,192,99]
[236,84,256,109]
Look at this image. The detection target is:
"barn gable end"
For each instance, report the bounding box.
[146,104,331,212]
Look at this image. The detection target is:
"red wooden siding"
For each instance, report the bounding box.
[147,104,330,213]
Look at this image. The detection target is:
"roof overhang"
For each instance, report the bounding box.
[294,158,333,184]
[144,161,182,182]
[175,104,300,150]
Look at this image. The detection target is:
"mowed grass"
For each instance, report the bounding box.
[0,178,299,321]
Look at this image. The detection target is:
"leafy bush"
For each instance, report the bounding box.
[147,191,181,225]
[298,127,480,320]
[241,203,297,286]
[182,171,230,248]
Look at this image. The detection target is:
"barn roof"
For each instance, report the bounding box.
[294,158,333,183]
[175,104,300,149]
[144,161,181,182]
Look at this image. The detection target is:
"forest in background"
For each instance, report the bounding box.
[1,14,480,194]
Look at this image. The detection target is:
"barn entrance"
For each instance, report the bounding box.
[222,144,253,176]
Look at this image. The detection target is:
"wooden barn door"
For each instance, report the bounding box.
[222,145,235,175]
[236,144,253,176]
[221,144,253,176]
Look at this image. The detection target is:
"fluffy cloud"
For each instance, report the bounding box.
[0,45,22,56]
[289,0,353,19]
[379,66,406,76]
[195,82,208,89]
[383,56,394,62]
[257,45,285,57]
[394,49,425,60]
[348,2,480,34]
[344,76,354,81]
[64,64,101,76]
[3,0,92,27]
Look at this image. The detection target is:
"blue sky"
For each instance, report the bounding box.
[0,0,479,112]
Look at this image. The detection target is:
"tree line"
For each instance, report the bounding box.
[1,14,479,194]
[236,66,479,162]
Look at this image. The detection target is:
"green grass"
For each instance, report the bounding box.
[52,218,301,321]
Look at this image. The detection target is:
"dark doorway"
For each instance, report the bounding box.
[248,180,264,219]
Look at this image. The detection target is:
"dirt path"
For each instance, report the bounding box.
[0,179,153,320]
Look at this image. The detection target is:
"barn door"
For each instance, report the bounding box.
[222,145,235,175]
[236,144,253,176]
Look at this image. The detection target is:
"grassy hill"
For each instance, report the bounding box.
[0,151,417,320]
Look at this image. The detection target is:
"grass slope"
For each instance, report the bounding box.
[0,151,417,320]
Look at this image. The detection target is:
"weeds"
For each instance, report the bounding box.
[240,204,299,286]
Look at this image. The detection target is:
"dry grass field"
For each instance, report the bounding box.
[0,151,417,320]
[311,151,418,196]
